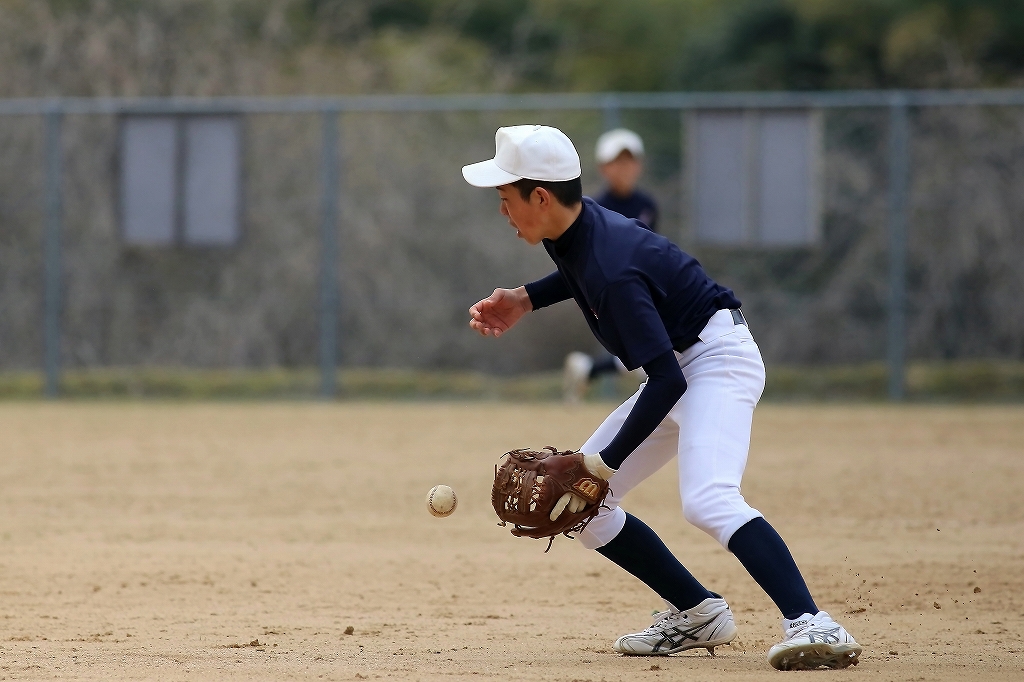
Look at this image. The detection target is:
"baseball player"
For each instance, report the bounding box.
[564,128,660,402]
[593,127,659,232]
[464,125,861,670]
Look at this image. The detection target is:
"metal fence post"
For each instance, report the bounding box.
[595,91,617,403]
[887,97,910,401]
[318,109,340,398]
[43,105,63,398]
[602,95,621,131]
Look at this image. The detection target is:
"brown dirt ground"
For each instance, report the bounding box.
[0,402,1022,681]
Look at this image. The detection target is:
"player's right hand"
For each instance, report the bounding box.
[468,286,532,338]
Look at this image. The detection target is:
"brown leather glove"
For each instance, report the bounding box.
[492,446,611,550]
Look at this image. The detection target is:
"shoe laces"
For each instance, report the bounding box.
[785,613,837,639]
[645,608,687,633]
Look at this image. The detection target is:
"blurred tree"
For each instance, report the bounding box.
[3,0,1024,96]
[522,0,1024,91]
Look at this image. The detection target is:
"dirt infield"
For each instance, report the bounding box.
[0,402,1021,681]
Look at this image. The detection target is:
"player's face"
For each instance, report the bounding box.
[600,151,643,196]
[496,185,545,245]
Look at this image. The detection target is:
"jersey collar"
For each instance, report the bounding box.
[550,199,589,257]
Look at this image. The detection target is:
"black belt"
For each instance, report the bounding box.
[730,308,747,327]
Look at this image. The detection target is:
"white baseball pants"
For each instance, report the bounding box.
[577,308,766,550]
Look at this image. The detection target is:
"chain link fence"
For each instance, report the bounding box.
[1,92,1023,399]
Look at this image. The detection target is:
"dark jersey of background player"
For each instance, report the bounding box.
[528,197,740,466]
[594,187,659,233]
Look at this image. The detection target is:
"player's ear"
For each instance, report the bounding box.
[533,187,550,208]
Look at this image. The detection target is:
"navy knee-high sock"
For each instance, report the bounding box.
[596,513,714,611]
[728,517,817,620]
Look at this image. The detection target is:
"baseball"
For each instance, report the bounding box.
[426,484,457,517]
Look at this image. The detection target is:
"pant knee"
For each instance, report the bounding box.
[682,503,718,536]
[683,489,762,548]
[577,505,627,550]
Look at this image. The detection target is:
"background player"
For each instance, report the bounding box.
[464,124,862,671]
[593,127,659,232]
[563,128,658,402]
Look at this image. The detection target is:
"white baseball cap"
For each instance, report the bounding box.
[462,125,582,187]
[595,128,644,164]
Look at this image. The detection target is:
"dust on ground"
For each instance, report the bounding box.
[0,402,1021,680]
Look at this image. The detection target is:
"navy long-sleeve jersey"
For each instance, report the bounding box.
[594,188,659,233]
[524,198,741,468]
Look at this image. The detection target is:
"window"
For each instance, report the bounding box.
[120,115,242,247]
[686,109,821,246]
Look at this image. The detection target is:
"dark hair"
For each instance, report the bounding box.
[511,177,583,207]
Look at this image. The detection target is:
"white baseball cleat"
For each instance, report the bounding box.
[613,597,737,655]
[562,352,593,403]
[767,611,862,670]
